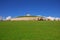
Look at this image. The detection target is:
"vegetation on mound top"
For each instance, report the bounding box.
[16,16,43,18]
[16,16,37,18]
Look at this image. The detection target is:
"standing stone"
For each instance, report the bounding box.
[0,16,2,21]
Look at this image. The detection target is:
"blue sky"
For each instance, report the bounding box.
[0,0,60,18]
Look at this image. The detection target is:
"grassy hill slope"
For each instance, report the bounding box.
[0,21,60,40]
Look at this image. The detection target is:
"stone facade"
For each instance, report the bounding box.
[11,17,39,21]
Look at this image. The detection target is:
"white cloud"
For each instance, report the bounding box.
[46,16,55,21]
[6,16,11,20]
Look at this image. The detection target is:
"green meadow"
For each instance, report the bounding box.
[0,21,60,40]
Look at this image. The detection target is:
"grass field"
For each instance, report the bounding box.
[0,21,60,40]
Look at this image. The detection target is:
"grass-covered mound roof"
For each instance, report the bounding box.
[16,16,39,18]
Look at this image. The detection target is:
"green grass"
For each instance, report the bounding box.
[0,21,60,40]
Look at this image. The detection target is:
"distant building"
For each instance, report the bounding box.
[10,14,45,21]
[4,14,60,21]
